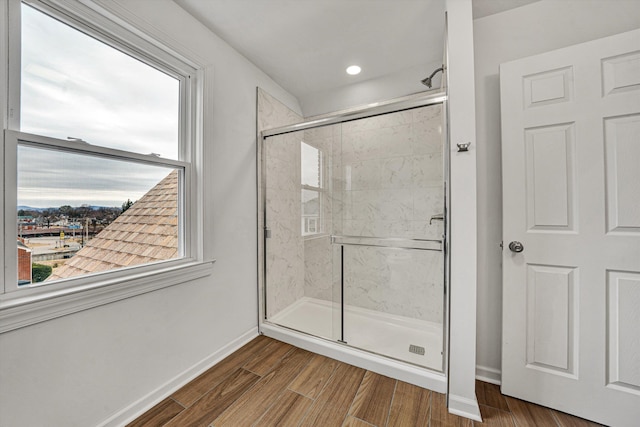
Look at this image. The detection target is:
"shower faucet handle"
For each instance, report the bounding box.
[429,213,444,225]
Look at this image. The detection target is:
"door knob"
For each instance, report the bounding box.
[508,241,524,253]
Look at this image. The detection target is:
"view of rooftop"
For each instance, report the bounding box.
[17,170,179,285]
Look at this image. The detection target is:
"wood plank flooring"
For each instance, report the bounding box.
[128,336,605,427]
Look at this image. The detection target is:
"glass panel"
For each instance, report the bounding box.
[338,104,445,370]
[20,4,180,159]
[342,245,444,370]
[264,126,340,340]
[17,144,182,285]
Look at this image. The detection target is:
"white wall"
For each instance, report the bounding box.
[445,0,480,420]
[474,0,640,379]
[0,0,301,425]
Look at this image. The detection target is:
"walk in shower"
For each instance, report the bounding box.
[258,92,448,390]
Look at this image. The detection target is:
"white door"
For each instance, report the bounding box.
[501,29,640,427]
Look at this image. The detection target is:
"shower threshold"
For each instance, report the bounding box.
[269,297,443,371]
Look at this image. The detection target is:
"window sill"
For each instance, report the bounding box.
[0,260,215,334]
[303,233,330,241]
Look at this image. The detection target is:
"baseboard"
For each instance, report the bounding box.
[476,364,501,385]
[448,393,483,422]
[97,327,259,427]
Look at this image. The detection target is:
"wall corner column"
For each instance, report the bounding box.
[445,0,481,422]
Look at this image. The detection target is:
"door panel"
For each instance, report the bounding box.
[501,29,640,427]
[524,123,576,231]
[601,51,640,96]
[526,264,578,377]
[607,271,640,395]
[604,114,640,233]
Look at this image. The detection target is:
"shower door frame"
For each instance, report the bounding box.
[257,91,450,391]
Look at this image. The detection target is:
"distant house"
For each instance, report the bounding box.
[17,240,32,285]
[47,171,179,281]
[18,215,37,231]
[302,194,320,235]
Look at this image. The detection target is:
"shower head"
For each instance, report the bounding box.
[421,66,444,88]
[421,76,434,88]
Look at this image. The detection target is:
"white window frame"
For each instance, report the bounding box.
[0,0,212,333]
[301,140,325,238]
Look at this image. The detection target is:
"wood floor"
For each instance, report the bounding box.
[128,336,603,427]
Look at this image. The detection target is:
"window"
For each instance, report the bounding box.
[301,141,323,236]
[1,0,206,314]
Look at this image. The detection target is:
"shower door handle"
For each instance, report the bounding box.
[508,241,524,253]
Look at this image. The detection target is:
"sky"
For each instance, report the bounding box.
[18,145,177,208]
[18,4,180,208]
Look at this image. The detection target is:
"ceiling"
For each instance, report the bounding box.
[174,0,539,101]
[472,0,540,19]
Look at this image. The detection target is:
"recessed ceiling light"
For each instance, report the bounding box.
[346,65,361,75]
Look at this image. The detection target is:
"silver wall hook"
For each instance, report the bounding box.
[457,142,471,152]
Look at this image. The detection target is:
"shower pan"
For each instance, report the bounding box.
[258,92,449,391]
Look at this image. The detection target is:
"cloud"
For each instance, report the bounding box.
[18,145,175,208]
[17,5,180,207]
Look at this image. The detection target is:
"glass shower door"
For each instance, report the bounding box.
[336,105,446,371]
[262,102,446,372]
[263,125,341,341]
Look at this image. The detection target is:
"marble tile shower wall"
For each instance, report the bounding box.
[336,105,444,240]
[258,89,304,318]
[336,104,445,323]
[343,246,444,322]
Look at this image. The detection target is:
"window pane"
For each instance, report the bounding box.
[20,4,180,159]
[302,189,320,236]
[17,145,182,285]
[301,141,320,187]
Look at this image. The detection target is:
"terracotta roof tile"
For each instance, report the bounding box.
[48,170,180,281]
